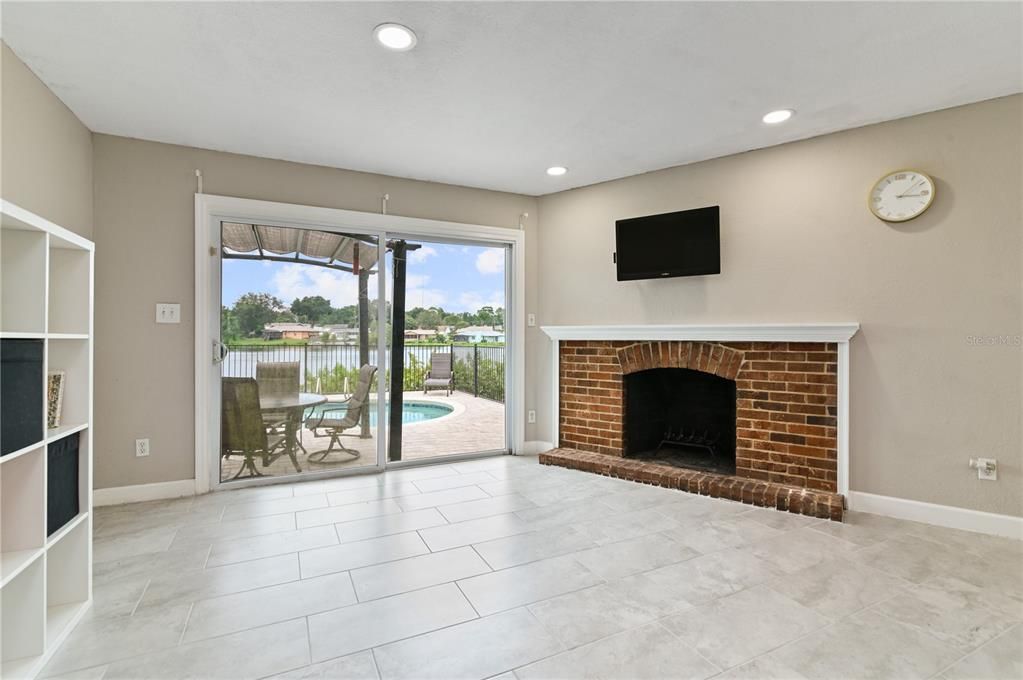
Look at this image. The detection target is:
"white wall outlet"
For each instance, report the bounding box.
[527,313,536,327]
[156,303,181,324]
[135,438,150,457]
[527,409,537,424]
[970,457,997,480]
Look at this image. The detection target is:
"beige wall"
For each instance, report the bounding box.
[0,42,93,237]
[92,134,537,488]
[535,95,1023,517]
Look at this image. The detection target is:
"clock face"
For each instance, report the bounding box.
[869,170,935,222]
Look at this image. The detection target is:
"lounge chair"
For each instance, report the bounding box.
[423,353,453,396]
[305,364,377,462]
[221,378,284,479]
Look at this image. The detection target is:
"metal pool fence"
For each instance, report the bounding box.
[223,343,506,403]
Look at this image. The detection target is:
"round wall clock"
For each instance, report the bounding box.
[869,169,936,222]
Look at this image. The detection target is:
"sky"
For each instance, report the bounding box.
[222,241,506,313]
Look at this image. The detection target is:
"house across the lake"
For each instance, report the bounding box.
[404,328,439,342]
[262,322,328,340]
[452,326,505,343]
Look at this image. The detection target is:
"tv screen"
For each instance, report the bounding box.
[615,206,720,281]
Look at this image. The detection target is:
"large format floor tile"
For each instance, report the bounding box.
[205,525,339,567]
[572,532,699,580]
[266,650,380,680]
[418,513,533,551]
[136,553,300,609]
[515,621,719,680]
[472,525,598,570]
[457,554,604,615]
[307,583,477,662]
[41,604,192,676]
[335,507,449,542]
[770,609,963,679]
[104,619,310,679]
[298,531,429,578]
[938,624,1023,680]
[663,585,829,669]
[527,583,657,648]
[62,456,1023,680]
[182,571,357,642]
[372,608,562,680]
[349,546,491,601]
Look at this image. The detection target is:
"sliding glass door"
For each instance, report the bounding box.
[204,204,518,488]
[383,237,510,464]
[214,221,387,484]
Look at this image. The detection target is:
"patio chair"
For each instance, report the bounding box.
[423,352,453,396]
[221,378,283,479]
[256,361,304,454]
[305,364,377,462]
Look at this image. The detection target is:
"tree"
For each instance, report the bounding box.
[476,305,496,326]
[221,306,241,342]
[417,308,442,329]
[234,292,288,338]
[291,295,332,324]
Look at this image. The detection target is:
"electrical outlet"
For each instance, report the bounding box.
[135,438,150,457]
[527,313,536,327]
[156,303,181,324]
[527,409,536,424]
[971,457,997,480]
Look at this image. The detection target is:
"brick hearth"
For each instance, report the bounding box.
[540,447,844,521]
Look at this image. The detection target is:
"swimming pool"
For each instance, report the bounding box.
[305,400,453,426]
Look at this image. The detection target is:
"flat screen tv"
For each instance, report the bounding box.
[614,206,720,281]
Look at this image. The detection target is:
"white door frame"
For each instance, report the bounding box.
[194,193,526,495]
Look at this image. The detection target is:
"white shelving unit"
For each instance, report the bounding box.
[1,201,93,679]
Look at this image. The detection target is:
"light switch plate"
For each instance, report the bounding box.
[156,303,181,324]
[527,313,536,327]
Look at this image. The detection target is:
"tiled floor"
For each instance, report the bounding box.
[47,456,1022,680]
[220,391,506,481]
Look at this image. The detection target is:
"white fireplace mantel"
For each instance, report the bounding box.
[541,322,859,496]
[541,323,859,343]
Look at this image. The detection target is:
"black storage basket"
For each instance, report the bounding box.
[48,432,81,535]
[1,338,44,456]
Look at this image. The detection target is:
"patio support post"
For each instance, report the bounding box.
[358,267,371,438]
[388,241,408,461]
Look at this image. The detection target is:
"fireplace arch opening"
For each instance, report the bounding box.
[623,367,737,475]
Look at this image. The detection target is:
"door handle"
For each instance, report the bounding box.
[212,339,229,364]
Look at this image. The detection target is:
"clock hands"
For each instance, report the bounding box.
[896,179,924,198]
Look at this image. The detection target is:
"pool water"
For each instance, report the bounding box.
[305,400,452,427]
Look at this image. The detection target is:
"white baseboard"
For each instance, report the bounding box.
[847,491,1023,540]
[519,440,555,455]
[94,479,197,506]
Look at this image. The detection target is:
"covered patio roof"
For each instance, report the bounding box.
[221,222,383,273]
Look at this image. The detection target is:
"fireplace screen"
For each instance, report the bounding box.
[623,368,737,475]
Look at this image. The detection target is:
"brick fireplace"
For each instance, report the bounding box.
[540,325,859,520]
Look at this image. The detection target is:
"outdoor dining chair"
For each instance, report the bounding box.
[305,364,377,462]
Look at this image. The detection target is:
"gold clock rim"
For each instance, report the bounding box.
[868,169,936,223]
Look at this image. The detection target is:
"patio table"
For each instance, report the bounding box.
[259,392,327,471]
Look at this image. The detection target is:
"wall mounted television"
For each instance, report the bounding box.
[614,206,720,281]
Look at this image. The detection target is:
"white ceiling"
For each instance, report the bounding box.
[2,2,1021,196]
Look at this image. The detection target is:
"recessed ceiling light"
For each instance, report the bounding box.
[762,109,795,124]
[374,23,417,51]
[546,166,568,176]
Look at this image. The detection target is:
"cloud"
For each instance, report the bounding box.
[408,246,438,264]
[457,290,505,312]
[475,248,505,275]
[404,273,446,309]
[271,264,375,307]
